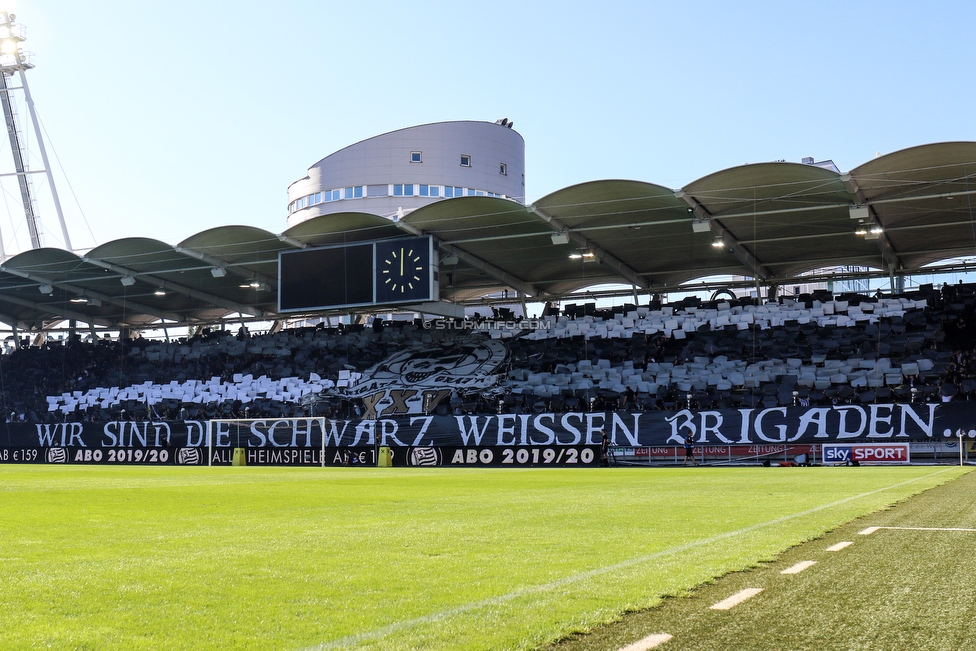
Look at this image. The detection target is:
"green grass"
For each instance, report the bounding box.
[551,467,976,651]
[0,465,966,650]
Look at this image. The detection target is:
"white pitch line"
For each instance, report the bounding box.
[879,526,976,532]
[826,541,853,552]
[711,588,763,610]
[618,633,673,651]
[781,560,816,574]
[301,469,951,650]
[859,526,880,535]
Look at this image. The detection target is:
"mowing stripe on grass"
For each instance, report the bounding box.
[303,469,950,650]
[617,632,673,650]
[710,588,763,610]
[826,541,853,551]
[780,560,816,574]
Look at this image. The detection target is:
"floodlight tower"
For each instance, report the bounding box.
[0,10,71,253]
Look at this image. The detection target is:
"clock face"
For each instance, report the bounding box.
[375,237,432,304]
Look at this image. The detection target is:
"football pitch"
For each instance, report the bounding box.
[0,465,969,650]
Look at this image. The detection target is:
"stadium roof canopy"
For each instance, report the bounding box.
[2,141,976,331]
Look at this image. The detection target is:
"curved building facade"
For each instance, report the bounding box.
[286,120,525,227]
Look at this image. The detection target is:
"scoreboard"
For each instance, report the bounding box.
[278,236,437,312]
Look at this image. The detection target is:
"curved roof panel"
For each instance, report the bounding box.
[282,212,403,246]
[0,141,974,330]
[848,142,976,270]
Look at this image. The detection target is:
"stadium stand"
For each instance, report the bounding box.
[3,282,972,424]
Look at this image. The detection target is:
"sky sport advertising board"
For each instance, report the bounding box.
[822,443,911,464]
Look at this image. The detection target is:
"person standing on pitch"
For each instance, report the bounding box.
[683,433,697,466]
[600,429,610,466]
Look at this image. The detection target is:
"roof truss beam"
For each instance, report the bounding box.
[528,206,650,289]
[393,220,547,298]
[674,192,773,281]
[81,255,269,318]
[172,245,276,288]
[0,266,187,323]
[841,174,903,272]
[0,292,119,328]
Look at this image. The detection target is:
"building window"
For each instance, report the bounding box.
[411,151,422,163]
[499,162,507,175]
[467,188,476,196]
[460,154,471,167]
[429,186,439,197]
[420,185,429,197]
[393,184,403,196]
[344,187,354,199]
[354,186,363,198]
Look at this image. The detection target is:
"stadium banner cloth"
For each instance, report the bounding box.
[1,403,973,464]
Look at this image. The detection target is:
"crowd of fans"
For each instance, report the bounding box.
[1,282,974,424]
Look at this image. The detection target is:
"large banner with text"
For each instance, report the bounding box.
[1,402,974,465]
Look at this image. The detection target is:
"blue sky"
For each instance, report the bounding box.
[1,0,973,254]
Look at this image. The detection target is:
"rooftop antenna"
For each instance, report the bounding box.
[0,11,71,253]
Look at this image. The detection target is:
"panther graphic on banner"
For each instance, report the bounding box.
[308,335,508,418]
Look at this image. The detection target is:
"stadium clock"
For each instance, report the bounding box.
[375,237,433,304]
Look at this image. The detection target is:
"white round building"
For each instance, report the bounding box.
[286,120,525,227]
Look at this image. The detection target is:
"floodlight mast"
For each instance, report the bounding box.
[0,11,71,253]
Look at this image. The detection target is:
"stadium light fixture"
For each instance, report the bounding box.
[550,232,569,245]
[870,226,883,234]
[711,238,724,248]
[210,266,227,278]
[154,289,166,296]
[38,284,53,294]
[849,205,870,220]
[120,276,136,286]
[69,297,88,304]
[854,228,868,236]
[440,254,459,265]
